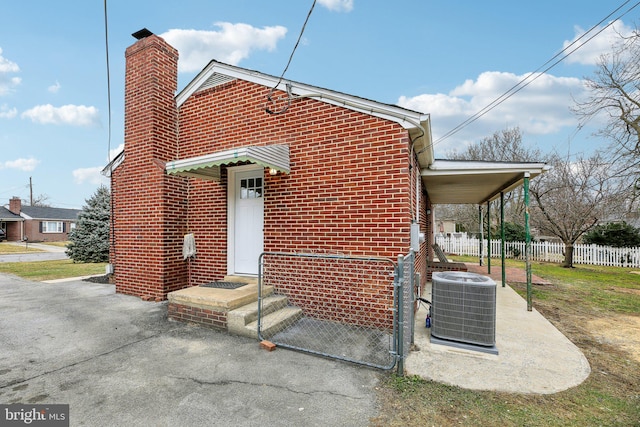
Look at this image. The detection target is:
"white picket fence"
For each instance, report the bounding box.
[435,235,640,268]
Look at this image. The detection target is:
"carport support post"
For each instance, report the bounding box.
[487,201,491,274]
[524,173,532,311]
[501,192,506,287]
[478,206,483,266]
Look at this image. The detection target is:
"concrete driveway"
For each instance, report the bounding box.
[0,274,380,426]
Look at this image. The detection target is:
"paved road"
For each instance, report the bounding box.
[0,275,380,426]
[0,242,68,262]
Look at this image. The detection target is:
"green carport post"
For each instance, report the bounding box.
[478,205,483,266]
[487,200,491,274]
[501,192,506,287]
[524,172,532,311]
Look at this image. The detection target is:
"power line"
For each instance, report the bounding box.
[265,0,317,115]
[433,0,640,147]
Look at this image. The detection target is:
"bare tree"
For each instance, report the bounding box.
[573,27,640,191]
[22,194,50,207]
[530,152,626,268]
[448,127,543,164]
[444,127,543,233]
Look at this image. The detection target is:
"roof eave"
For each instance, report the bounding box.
[175,61,430,132]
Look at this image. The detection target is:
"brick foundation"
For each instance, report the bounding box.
[167,303,227,330]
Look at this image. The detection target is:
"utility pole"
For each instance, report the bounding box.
[29,176,33,206]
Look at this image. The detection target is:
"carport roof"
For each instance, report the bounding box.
[422,159,549,205]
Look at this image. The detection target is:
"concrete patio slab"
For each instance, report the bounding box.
[406,282,591,394]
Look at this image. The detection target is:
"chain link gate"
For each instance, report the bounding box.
[257,252,414,371]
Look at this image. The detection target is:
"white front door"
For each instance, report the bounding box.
[229,166,264,275]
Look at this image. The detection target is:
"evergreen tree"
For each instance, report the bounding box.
[582,221,640,248]
[502,222,527,242]
[66,185,110,263]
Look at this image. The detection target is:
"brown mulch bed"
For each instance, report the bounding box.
[83,274,112,284]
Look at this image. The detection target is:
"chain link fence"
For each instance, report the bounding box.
[258,252,414,372]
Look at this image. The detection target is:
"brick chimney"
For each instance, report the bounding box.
[9,197,21,214]
[111,29,188,301]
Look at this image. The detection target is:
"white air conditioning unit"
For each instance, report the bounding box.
[431,271,496,347]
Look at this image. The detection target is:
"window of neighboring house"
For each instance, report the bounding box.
[41,221,64,233]
[70,222,76,231]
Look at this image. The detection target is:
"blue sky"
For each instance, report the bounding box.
[0,0,638,208]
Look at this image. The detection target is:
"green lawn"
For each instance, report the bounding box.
[0,241,45,253]
[0,241,106,281]
[0,259,107,281]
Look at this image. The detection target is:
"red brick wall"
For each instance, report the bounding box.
[111,34,188,301]
[178,80,412,282]
[173,79,420,326]
[167,303,227,330]
[5,222,21,241]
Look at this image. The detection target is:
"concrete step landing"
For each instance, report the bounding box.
[228,295,302,339]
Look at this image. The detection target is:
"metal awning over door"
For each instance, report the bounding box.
[165,145,290,181]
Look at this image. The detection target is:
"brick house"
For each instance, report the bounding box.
[1,197,80,242]
[106,30,545,332]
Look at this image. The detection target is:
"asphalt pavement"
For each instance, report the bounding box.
[0,242,69,262]
[0,275,380,426]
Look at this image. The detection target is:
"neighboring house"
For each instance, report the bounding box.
[435,219,458,236]
[1,197,80,242]
[105,30,546,329]
[0,205,22,241]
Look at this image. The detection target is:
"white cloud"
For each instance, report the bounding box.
[0,104,17,119]
[73,167,109,185]
[161,22,287,72]
[563,19,635,66]
[0,157,39,171]
[317,0,354,12]
[0,47,19,73]
[0,47,20,96]
[398,71,587,154]
[21,104,100,127]
[161,22,288,73]
[48,81,61,94]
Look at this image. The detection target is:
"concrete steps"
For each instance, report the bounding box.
[228,294,302,339]
[168,276,302,339]
[223,275,258,285]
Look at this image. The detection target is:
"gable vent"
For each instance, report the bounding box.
[197,73,236,93]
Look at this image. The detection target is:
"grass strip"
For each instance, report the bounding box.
[0,259,107,281]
